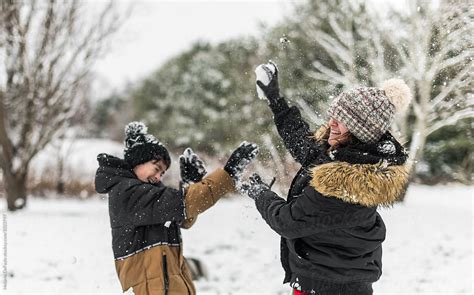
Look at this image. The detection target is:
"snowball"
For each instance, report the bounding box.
[280,37,290,44]
[255,62,277,100]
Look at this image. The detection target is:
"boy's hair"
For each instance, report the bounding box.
[123,121,171,168]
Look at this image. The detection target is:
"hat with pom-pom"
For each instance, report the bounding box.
[123,121,171,168]
[327,79,412,143]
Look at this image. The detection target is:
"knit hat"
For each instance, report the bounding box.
[123,121,171,168]
[327,79,412,143]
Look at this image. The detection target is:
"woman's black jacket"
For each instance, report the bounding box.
[254,103,409,294]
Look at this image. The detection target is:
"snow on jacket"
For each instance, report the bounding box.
[255,105,409,295]
[95,154,235,294]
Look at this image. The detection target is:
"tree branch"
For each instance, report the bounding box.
[431,61,473,108]
[427,108,474,135]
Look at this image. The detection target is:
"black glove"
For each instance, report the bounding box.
[239,173,276,200]
[224,141,259,181]
[256,61,289,113]
[179,148,207,184]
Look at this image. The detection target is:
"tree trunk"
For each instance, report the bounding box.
[56,155,65,194]
[407,79,431,175]
[4,172,28,211]
[407,117,428,176]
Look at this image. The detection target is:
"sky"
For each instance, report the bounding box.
[92,0,290,98]
[91,0,406,99]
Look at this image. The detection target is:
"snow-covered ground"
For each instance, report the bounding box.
[0,184,472,294]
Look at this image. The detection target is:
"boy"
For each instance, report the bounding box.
[95,121,258,294]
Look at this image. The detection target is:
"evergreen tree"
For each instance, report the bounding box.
[131,39,274,155]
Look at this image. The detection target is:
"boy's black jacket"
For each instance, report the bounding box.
[255,105,409,294]
[95,154,185,259]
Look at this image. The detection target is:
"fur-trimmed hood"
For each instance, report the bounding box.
[310,161,409,207]
[309,126,410,207]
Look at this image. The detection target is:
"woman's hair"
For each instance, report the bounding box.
[328,132,359,151]
[317,124,360,151]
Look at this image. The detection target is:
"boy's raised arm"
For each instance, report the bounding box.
[180,142,259,227]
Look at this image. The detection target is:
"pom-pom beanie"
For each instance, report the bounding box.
[123,121,171,168]
[327,79,412,143]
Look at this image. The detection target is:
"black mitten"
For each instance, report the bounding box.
[179,148,207,184]
[239,173,276,200]
[224,142,259,181]
[256,61,289,113]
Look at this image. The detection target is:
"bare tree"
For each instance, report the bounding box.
[303,0,473,173]
[0,0,126,210]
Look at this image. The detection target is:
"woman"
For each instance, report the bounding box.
[240,62,411,295]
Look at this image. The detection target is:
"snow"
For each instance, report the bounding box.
[13,199,25,209]
[0,184,472,294]
[279,36,290,44]
[377,140,396,155]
